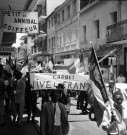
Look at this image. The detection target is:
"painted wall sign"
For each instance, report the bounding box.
[3,10,38,33]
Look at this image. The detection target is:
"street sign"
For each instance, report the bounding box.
[3,10,38,33]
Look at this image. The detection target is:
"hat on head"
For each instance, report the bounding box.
[56,83,65,89]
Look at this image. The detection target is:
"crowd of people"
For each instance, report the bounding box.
[1,61,127,135]
[0,64,39,128]
[0,63,71,135]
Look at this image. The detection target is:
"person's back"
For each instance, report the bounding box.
[0,66,7,126]
[15,77,26,104]
[116,73,125,83]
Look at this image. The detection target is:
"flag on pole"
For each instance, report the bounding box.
[109,57,116,82]
[51,55,54,66]
[14,58,17,71]
[68,58,81,74]
[5,58,12,74]
[51,55,55,70]
[88,46,109,126]
[20,56,28,71]
[8,56,15,70]
[20,56,28,76]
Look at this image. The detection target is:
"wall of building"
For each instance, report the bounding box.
[54,0,79,55]
[47,12,56,55]
[79,1,118,49]
[80,1,127,74]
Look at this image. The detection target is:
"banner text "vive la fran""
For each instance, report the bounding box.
[31,80,87,91]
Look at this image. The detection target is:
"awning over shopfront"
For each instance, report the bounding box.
[55,50,76,56]
[96,44,121,58]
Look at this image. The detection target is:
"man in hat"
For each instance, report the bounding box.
[40,90,69,135]
[56,84,70,105]
[56,83,70,114]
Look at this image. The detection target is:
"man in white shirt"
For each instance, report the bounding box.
[116,73,125,83]
[101,91,127,135]
[40,90,69,135]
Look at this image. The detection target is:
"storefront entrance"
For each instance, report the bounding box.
[124,48,127,74]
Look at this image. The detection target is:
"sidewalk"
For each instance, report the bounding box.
[0,113,40,135]
[0,98,42,135]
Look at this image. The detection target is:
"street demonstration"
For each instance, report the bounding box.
[1,46,127,135]
[1,1,127,135]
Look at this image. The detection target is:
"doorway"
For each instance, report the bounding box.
[124,47,127,75]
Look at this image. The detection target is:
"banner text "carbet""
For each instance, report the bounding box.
[53,75,75,80]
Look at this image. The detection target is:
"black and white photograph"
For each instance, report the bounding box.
[0,0,127,135]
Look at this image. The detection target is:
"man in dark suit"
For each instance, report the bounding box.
[40,90,69,135]
[14,73,26,127]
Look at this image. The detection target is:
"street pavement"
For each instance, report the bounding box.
[0,97,107,135]
[68,98,107,135]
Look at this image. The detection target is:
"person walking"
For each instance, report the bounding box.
[40,90,69,135]
[13,73,26,128]
[0,65,7,126]
[116,73,125,83]
[101,91,127,135]
[57,84,70,114]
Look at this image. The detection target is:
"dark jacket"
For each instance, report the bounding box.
[40,101,69,135]
[0,78,7,101]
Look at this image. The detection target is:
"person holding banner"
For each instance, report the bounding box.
[40,90,69,135]
[25,72,38,123]
[13,73,26,128]
[101,91,127,135]
[57,84,70,114]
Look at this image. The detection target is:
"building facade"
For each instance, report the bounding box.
[31,0,65,64]
[47,0,80,64]
[79,0,127,77]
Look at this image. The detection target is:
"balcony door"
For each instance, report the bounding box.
[124,47,127,74]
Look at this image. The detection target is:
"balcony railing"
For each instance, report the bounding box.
[107,19,127,43]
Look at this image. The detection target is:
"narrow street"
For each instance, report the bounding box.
[68,98,106,135]
[36,97,107,135]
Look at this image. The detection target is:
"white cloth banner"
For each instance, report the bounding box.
[30,73,89,91]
